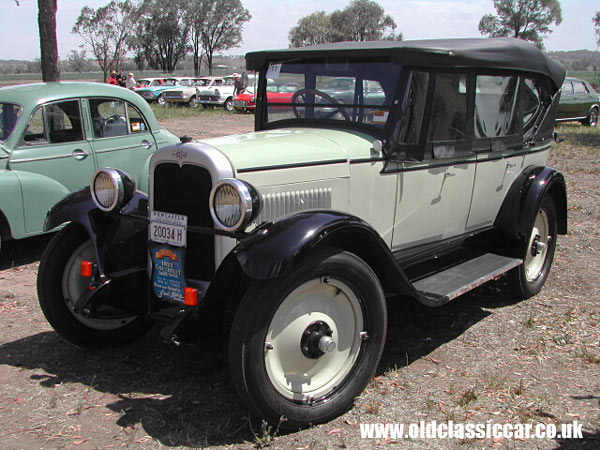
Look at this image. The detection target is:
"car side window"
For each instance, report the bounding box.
[45,100,84,143]
[522,77,547,139]
[127,103,148,133]
[23,100,83,145]
[474,75,519,140]
[426,73,468,158]
[394,70,429,146]
[573,82,588,95]
[89,98,128,139]
[561,82,574,96]
[23,107,47,144]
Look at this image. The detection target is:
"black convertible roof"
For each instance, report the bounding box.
[246,38,565,89]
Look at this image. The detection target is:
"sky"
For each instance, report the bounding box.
[0,0,597,61]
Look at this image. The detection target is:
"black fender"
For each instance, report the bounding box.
[44,188,149,274]
[232,211,419,299]
[495,165,567,256]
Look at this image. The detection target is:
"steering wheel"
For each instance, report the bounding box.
[106,114,126,124]
[291,89,351,121]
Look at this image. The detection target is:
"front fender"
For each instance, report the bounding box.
[45,188,149,274]
[0,170,25,239]
[233,211,419,299]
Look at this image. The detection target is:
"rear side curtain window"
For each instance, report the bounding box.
[474,75,519,139]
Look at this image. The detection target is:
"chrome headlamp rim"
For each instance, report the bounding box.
[91,168,125,212]
[209,178,254,232]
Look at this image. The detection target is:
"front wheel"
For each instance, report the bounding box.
[229,249,387,429]
[508,196,557,298]
[188,96,199,108]
[224,97,234,111]
[37,226,150,348]
[156,94,165,106]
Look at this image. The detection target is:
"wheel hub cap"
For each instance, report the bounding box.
[300,320,335,358]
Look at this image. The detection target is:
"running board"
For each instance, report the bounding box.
[413,253,522,303]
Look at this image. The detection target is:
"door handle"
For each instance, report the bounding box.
[141,140,154,149]
[506,162,517,169]
[444,169,456,177]
[72,149,91,160]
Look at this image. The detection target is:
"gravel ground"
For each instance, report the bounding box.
[0,117,598,450]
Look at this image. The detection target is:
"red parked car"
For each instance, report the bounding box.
[233,82,298,112]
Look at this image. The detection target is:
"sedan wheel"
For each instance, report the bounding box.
[157,95,165,105]
[224,97,234,111]
[585,108,598,127]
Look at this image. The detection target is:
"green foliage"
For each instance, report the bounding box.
[131,0,190,74]
[478,0,562,49]
[199,0,252,75]
[72,0,136,82]
[288,0,400,48]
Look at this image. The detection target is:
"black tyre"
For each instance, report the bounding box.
[224,97,234,111]
[188,96,199,108]
[584,107,598,127]
[509,196,557,298]
[229,249,387,429]
[157,94,165,105]
[37,226,150,348]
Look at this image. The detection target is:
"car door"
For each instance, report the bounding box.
[87,97,156,184]
[557,81,575,119]
[392,72,475,250]
[467,74,524,230]
[10,99,96,234]
[572,80,595,118]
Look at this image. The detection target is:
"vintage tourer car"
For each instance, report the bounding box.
[0,82,179,252]
[37,38,567,429]
[556,76,599,127]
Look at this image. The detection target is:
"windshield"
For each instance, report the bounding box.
[261,59,401,130]
[0,103,21,142]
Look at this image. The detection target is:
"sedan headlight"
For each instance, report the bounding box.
[209,179,261,231]
[91,168,136,212]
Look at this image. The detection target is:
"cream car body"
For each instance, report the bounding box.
[195,76,237,110]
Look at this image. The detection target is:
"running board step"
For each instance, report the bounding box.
[413,253,522,303]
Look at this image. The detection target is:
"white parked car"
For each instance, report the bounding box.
[195,76,237,110]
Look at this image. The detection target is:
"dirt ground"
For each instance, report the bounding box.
[0,117,598,450]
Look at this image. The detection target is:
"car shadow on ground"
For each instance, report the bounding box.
[0,278,537,447]
[0,233,53,270]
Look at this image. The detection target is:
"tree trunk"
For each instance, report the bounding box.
[38,0,60,82]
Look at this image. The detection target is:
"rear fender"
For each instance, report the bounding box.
[496,165,567,256]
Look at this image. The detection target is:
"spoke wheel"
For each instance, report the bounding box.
[509,196,557,298]
[229,249,386,429]
[37,226,150,348]
[265,278,364,402]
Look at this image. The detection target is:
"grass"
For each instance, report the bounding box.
[149,103,235,120]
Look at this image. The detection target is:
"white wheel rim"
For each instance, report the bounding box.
[61,241,137,330]
[264,278,364,402]
[524,209,550,282]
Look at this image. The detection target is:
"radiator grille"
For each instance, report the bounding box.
[152,163,214,280]
[258,188,332,223]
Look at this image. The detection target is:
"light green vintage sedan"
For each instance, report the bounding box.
[0,82,179,251]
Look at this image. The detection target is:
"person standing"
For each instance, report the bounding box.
[116,69,126,87]
[108,70,119,85]
[126,73,137,90]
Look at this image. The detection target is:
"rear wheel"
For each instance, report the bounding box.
[229,249,387,429]
[188,96,199,108]
[584,107,598,127]
[37,227,150,348]
[509,196,557,298]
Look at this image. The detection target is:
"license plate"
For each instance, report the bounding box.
[150,244,186,303]
[150,211,187,247]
